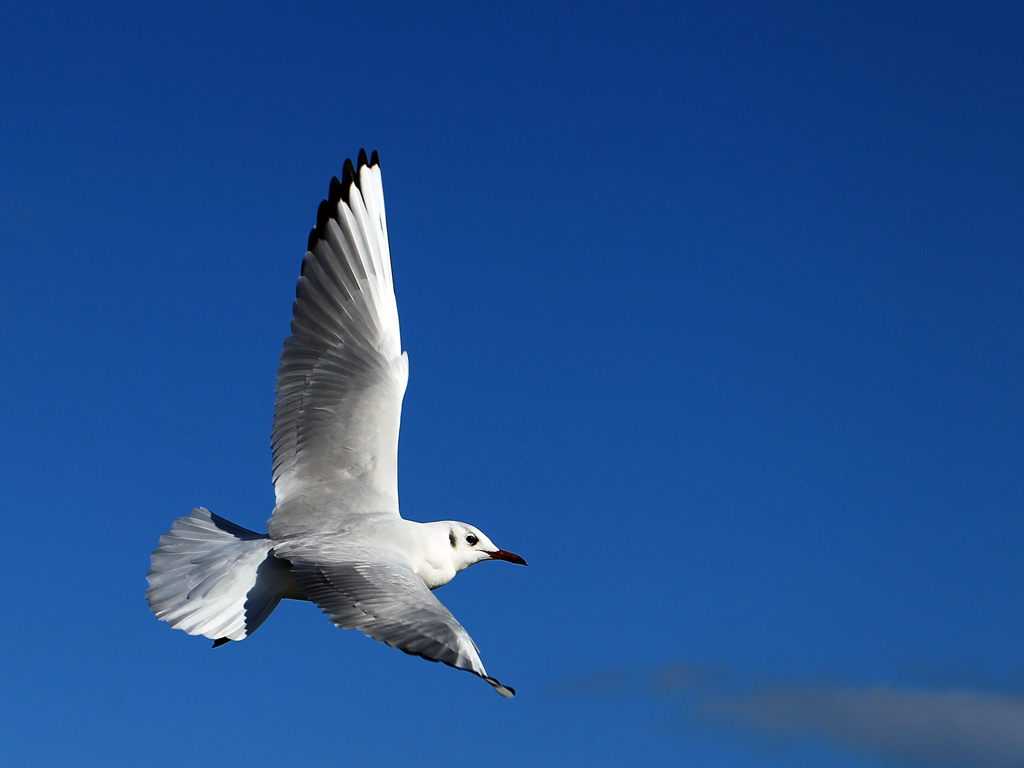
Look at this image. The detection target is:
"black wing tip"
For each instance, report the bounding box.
[319,197,337,231]
[331,151,378,209]
[484,675,516,697]
[316,199,332,231]
[311,188,339,249]
[307,151,379,254]
[357,148,380,169]
[328,175,343,205]
[392,648,516,697]
[341,157,357,200]
[212,637,232,648]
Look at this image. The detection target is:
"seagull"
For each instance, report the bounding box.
[147,150,526,697]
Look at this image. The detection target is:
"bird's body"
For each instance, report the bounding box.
[147,151,525,697]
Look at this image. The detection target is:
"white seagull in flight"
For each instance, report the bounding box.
[147,150,526,697]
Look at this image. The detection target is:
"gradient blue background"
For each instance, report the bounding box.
[2,2,1022,766]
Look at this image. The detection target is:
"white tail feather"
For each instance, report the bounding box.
[146,508,295,643]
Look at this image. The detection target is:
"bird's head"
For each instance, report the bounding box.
[446,522,528,573]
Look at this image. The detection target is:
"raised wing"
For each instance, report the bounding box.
[290,559,516,697]
[269,151,407,538]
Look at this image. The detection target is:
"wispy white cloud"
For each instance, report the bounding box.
[556,665,1024,768]
[697,682,1024,768]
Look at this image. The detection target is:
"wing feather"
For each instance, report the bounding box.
[290,559,515,697]
[269,153,407,537]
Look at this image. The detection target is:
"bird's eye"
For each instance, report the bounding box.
[466,534,479,546]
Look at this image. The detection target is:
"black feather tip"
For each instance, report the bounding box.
[341,157,357,200]
[328,175,343,205]
[309,153,379,253]
[212,637,231,648]
[316,199,331,232]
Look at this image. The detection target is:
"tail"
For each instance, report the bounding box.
[146,507,296,645]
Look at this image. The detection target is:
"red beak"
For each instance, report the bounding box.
[488,549,528,566]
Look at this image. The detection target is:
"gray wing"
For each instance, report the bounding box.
[290,559,516,697]
[269,152,408,538]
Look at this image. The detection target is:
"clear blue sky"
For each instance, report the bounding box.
[2,2,1022,767]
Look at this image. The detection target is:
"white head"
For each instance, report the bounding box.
[445,522,528,574]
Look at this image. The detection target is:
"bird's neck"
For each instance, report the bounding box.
[397,519,457,590]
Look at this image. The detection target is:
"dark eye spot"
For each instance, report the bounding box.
[449,530,457,548]
[466,534,479,546]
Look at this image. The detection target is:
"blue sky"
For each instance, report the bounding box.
[2,1,1022,766]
